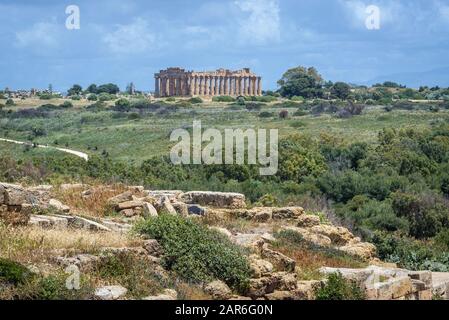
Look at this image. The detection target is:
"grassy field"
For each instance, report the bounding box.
[1,97,449,164]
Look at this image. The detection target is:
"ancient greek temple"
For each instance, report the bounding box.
[154,67,262,97]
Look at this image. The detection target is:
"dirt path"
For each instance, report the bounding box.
[0,138,89,161]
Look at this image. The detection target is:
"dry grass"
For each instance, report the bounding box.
[54,184,127,218]
[273,242,368,280]
[0,224,143,265]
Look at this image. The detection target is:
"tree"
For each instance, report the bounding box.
[277,66,324,98]
[86,84,98,94]
[331,82,351,100]
[97,83,120,94]
[68,84,82,96]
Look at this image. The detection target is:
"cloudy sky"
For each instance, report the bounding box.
[1,0,449,92]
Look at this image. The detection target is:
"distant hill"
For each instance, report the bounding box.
[365,67,449,88]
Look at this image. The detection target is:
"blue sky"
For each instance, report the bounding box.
[1,0,449,92]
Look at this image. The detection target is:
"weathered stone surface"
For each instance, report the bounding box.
[142,239,164,257]
[275,272,298,291]
[253,208,272,222]
[99,219,132,233]
[204,280,232,300]
[1,183,30,206]
[95,285,127,300]
[272,207,304,220]
[261,244,296,272]
[338,242,377,260]
[55,215,110,232]
[370,276,413,300]
[247,275,280,299]
[409,271,432,289]
[296,215,321,228]
[233,233,263,248]
[309,225,354,245]
[156,197,177,215]
[56,254,100,271]
[249,256,274,278]
[117,200,144,211]
[0,184,5,204]
[120,209,135,217]
[187,204,207,216]
[142,202,158,218]
[146,190,183,201]
[143,289,178,300]
[295,280,323,300]
[265,291,296,300]
[172,202,188,216]
[107,191,133,206]
[48,199,70,213]
[29,214,69,229]
[418,289,433,300]
[281,226,332,247]
[181,191,246,209]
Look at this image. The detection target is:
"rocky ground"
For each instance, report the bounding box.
[1,181,449,300]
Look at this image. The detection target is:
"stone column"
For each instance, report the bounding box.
[210,76,215,96]
[257,77,262,96]
[167,77,172,96]
[223,77,227,95]
[188,77,193,96]
[234,77,239,96]
[251,77,256,96]
[229,77,234,96]
[242,77,247,95]
[248,77,253,96]
[201,76,206,96]
[207,76,211,95]
[154,76,160,97]
[217,76,222,95]
[194,76,198,95]
[215,76,219,95]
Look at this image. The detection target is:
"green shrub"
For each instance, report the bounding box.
[315,272,365,300]
[135,214,251,292]
[258,111,274,118]
[165,97,176,102]
[290,120,306,128]
[0,258,34,285]
[5,98,14,106]
[293,109,308,117]
[60,101,73,109]
[70,95,81,101]
[114,98,131,111]
[87,94,98,101]
[188,97,203,104]
[212,96,235,102]
[98,92,114,102]
[255,193,279,207]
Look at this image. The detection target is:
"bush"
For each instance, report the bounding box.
[87,94,98,101]
[5,98,14,106]
[136,214,251,292]
[212,96,235,102]
[258,111,274,118]
[114,98,131,111]
[98,93,114,102]
[188,97,203,104]
[70,95,81,101]
[60,101,73,109]
[315,272,365,300]
[0,258,33,285]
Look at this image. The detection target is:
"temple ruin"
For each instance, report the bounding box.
[154,67,262,97]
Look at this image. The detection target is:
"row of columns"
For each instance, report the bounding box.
[155,75,262,97]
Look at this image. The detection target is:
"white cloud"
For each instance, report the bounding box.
[437,3,449,22]
[234,0,281,45]
[15,21,59,48]
[103,18,158,54]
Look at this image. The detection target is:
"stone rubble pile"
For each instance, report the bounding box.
[319,266,446,300]
[3,182,449,300]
